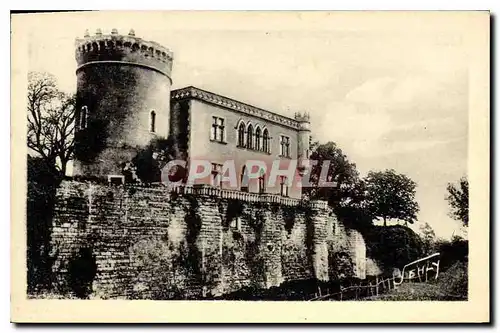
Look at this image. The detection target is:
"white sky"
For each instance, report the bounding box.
[21,11,471,239]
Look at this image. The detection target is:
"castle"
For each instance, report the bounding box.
[46,29,369,299]
[73,29,311,199]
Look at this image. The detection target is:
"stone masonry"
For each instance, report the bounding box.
[50,180,367,299]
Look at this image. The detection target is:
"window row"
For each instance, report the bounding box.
[238,122,271,154]
[237,122,271,153]
[209,116,292,158]
[210,163,290,196]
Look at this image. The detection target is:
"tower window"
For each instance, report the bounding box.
[280,135,290,157]
[150,110,156,133]
[246,124,254,149]
[263,129,270,153]
[211,116,225,143]
[237,122,246,147]
[80,106,88,129]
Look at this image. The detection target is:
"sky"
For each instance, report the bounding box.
[20,11,470,239]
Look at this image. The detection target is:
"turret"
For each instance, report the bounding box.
[294,111,311,176]
[72,29,174,179]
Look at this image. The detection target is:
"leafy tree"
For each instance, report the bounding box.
[434,235,468,270]
[27,71,75,176]
[127,136,176,184]
[446,177,469,226]
[305,141,361,206]
[419,222,437,255]
[364,169,419,227]
[304,141,372,229]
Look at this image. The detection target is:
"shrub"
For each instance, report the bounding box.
[436,260,468,299]
[363,225,425,273]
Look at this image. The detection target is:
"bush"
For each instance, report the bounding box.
[435,260,468,299]
[363,225,425,273]
[434,236,468,271]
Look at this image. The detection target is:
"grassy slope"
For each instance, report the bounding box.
[365,283,465,301]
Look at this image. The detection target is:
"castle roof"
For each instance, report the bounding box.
[171,86,305,130]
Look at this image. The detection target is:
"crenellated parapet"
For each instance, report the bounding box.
[75,28,174,80]
[294,111,311,131]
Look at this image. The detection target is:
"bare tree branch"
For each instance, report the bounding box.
[27,71,76,175]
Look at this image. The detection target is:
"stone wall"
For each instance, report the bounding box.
[50,180,367,299]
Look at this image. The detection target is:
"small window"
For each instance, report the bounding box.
[237,122,246,147]
[211,116,225,143]
[80,106,88,129]
[211,163,223,187]
[280,176,289,197]
[230,217,242,231]
[108,175,125,185]
[150,110,156,132]
[280,135,291,157]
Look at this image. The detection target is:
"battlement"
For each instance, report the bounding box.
[294,111,310,123]
[75,28,174,79]
[294,111,311,132]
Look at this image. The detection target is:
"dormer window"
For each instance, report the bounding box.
[150,110,156,133]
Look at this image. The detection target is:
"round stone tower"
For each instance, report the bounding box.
[295,111,311,176]
[73,28,174,179]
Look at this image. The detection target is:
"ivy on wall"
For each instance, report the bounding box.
[184,196,203,276]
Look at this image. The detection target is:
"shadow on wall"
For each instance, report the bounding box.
[68,247,97,299]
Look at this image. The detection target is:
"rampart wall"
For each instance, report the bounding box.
[50,180,367,299]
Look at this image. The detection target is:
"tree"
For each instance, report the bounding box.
[364,169,419,227]
[446,177,469,226]
[27,71,75,176]
[305,142,361,206]
[127,136,177,184]
[304,141,372,229]
[419,222,437,255]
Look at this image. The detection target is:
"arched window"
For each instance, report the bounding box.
[247,124,254,149]
[255,127,261,151]
[238,122,246,147]
[150,110,156,132]
[80,106,88,129]
[263,128,269,153]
